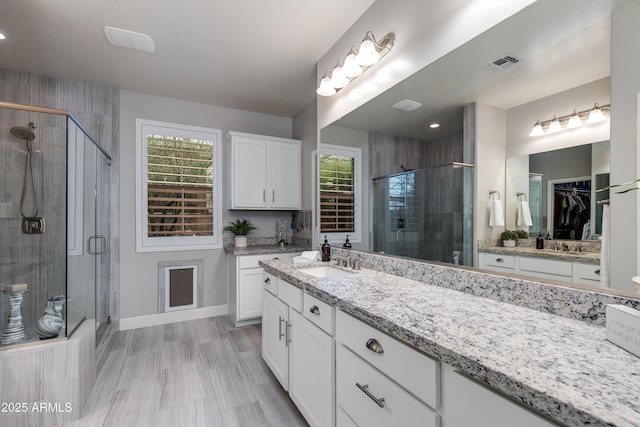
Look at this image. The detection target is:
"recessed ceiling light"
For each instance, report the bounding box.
[104,26,155,53]
[430,123,440,128]
[392,99,422,112]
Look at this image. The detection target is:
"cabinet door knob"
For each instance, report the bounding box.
[595,269,601,275]
[366,338,384,354]
[496,258,504,263]
[356,383,385,408]
[309,305,320,315]
[264,277,270,284]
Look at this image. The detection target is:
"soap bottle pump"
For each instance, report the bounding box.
[321,236,331,262]
[343,235,352,249]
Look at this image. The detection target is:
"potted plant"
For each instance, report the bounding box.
[500,230,519,247]
[515,229,529,240]
[223,218,256,248]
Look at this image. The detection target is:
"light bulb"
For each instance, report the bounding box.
[529,120,545,137]
[329,66,349,89]
[547,116,562,133]
[316,77,336,96]
[587,103,605,123]
[566,110,582,128]
[356,38,380,66]
[342,53,363,78]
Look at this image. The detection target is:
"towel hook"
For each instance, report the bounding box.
[489,190,500,200]
[516,192,528,201]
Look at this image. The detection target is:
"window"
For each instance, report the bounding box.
[136,119,222,252]
[318,144,361,243]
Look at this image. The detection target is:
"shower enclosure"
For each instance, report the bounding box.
[0,102,111,347]
[372,162,474,266]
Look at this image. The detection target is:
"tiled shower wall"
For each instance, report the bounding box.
[0,69,120,333]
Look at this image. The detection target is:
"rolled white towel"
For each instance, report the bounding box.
[489,199,504,227]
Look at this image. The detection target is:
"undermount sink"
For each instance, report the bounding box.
[299,266,354,278]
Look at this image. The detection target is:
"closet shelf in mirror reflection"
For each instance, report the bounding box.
[529,103,610,137]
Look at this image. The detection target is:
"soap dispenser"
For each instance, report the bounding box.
[321,236,331,262]
[536,233,544,249]
[343,235,352,249]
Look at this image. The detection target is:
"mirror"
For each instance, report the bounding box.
[319,2,638,296]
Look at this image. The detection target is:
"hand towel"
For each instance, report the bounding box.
[489,199,504,227]
[517,200,533,227]
[599,205,610,288]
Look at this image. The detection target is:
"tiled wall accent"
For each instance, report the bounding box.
[0,319,95,425]
[0,69,120,333]
[330,247,640,325]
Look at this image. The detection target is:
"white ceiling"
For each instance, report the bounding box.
[0,0,375,117]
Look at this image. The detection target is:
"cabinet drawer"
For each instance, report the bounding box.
[336,345,439,427]
[262,272,278,295]
[483,253,515,269]
[336,310,439,408]
[518,257,572,277]
[279,279,302,312]
[574,262,601,281]
[238,252,299,269]
[303,293,335,335]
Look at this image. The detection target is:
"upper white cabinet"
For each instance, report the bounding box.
[227,131,301,210]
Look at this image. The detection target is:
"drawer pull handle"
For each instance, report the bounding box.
[366,338,384,354]
[496,258,504,263]
[309,305,320,315]
[278,316,285,341]
[264,277,270,284]
[356,383,385,408]
[595,269,601,275]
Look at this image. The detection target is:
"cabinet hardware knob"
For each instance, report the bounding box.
[366,338,384,354]
[496,258,504,263]
[595,269,601,275]
[264,277,270,284]
[356,383,385,408]
[309,305,320,315]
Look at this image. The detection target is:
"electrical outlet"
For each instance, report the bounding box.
[22,217,45,234]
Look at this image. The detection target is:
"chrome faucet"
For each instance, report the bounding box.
[333,255,348,267]
[351,257,361,270]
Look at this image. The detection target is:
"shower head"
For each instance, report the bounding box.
[10,126,35,142]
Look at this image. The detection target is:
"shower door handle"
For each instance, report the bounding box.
[88,235,108,255]
[396,229,405,241]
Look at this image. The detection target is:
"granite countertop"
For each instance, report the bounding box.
[260,258,640,427]
[223,244,309,256]
[479,246,600,264]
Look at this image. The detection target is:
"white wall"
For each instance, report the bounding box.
[292,101,317,212]
[611,0,640,292]
[119,90,293,320]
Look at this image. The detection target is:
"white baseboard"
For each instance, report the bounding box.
[119,305,228,331]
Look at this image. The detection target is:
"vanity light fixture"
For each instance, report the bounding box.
[0,31,6,40]
[316,31,395,97]
[429,123,440,128]
[528,103,610,137]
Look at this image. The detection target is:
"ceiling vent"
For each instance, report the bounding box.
[392,99,422,112]
[484,53,521,71]
[104,26,156,53]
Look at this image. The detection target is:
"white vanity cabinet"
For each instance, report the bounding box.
[261,274,336,427]
[227,131,301,210]
[572,262,602,286]
[335,310,439,427]
[478,252,516,274]
[227,252,298,327]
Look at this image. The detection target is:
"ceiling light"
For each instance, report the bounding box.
[430,123,440,129]
[316,71,336,96]
[104,26,156,53]
[316,31,394,97]
[529,120,545,137]
[587,103,605,123]
[529,103,610,137]
[392,99,422,112]
[547,116,562,133]
[0,32,6,40]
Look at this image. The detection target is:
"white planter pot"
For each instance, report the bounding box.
[234,235,248,248]
[502,240,516,247]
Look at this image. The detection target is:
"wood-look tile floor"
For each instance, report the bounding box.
[64,316,308,427]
